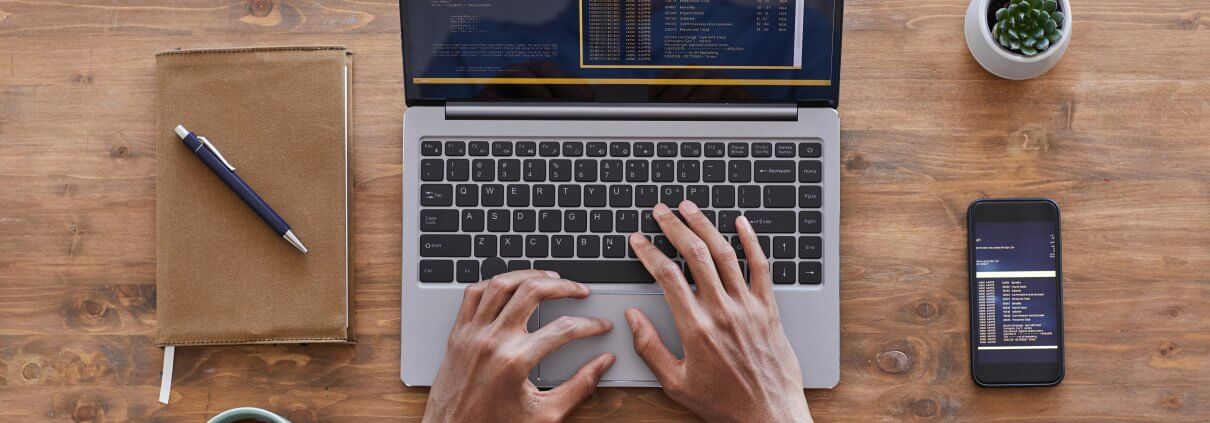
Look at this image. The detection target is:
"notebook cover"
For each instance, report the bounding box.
[155,46,353,346]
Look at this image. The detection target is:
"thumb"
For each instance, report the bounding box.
[546,353,615,412]
[625,307,679,383]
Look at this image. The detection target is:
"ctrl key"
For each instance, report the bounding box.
[419,260,454,282]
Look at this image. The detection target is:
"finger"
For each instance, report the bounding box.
[544,353,616,413]
[625,308,679,383]
[629,233,695,314]
[651,203,727,304]
[678,200,747,297]
[474,269,559,323]
[454,282,487,328]
[737,216,774,303]
[496,278,590,327]
[525,316,613,364]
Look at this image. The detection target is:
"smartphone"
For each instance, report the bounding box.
[967,199,1064,386]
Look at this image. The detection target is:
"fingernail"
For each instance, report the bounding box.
[544,270,559,278]
[652,203,670,216]
[680,200,699,214]
[738,215,752,231]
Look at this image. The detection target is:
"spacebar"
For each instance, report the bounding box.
[532,260,656,283]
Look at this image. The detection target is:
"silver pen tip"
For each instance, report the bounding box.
[283,230,308,254]
[174,125,189,140]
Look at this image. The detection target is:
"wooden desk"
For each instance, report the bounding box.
[1,0,1206,421]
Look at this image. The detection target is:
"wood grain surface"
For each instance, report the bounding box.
[0,0,1207,421]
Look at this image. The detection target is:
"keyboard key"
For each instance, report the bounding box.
[444,141,466,156]
[635,185,659,207]
[539,210,561,232]
[487,209,510,232]
[533,184,556,206]
[640,211,659,232]
[653,236,677,257]
[492,141,513,156]
[575,160,597,182]
[471,159,494,182]
[507,184,529,207]
[456,260,479,282]
[677,161,700,182]
[634,142,655,157]
[565,210,587,232]
[703,160,726,182]
[799,161,822,183]
[549,159,572,182]
[626,160,649,182]
[680,142,702,157]
[558,185,581,207]
[657,142,677,157]
[420,209,459,232]
[763,186,795,208]
[508,260,531,272]
[498,159,521,181]
[551,235,574,258]
[610,142,631,157]
[532,260,655,283]
[775,143,796,157]
[718,210,740,232]
[757,236,772,257]
[609,185,633,207]
[799,262,822,284]
[468,141,490,156]
[601,160,624,182]
[799,186,822,208]
[743,211,795,233]
[752,143,773,157]
[523,159,546,182]
[562,142,584,157]
[590,210,613,233]
[587,142,608,157]
[728,160,751,182]
[513,210,536,232]
[539,142,560,157]
[686,185,709,208]
[712,186,736,208]
[584,185,607,207]
[730,236,747,259]
[661,185,684,205]
[799,211,822,233]
[420,235,471,257]
[616,210,639,232]
[738,186,761,208]
[754,160,796,182]
[525,235,549,258]
[516,141,537,157]
[577,235,601,258]
[772,236,796,258]
[461,209,484,232]
[421,159,443,181]
[481,184,504,206]
[602,235,627,258]
[421,141,442,156]
[420,260,454,282]
[421,184,453,206]
[772,262,795,284]
[799,236,822,259]
[652,160,675,182]
[705,142,726,157]
[447,159,469,181]
[799,143,822,158]
[474,235,496,257]
[728,143,749,157]
[455,184,477,207]
[500,235,523,257]
[481,257,507,280]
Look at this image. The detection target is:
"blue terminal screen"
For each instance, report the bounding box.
[403,0,841,104]
[972,221,1061,363]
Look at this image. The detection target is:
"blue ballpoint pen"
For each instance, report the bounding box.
[174,125,308,253]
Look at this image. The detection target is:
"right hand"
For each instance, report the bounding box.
[626,202,813,423]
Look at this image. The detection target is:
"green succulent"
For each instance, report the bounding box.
[992,0,1064,56]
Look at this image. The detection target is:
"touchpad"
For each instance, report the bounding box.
[537,293,683,384]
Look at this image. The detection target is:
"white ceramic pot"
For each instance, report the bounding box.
[964,0,1072,80]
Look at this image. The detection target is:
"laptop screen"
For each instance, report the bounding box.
[402,0,842,107]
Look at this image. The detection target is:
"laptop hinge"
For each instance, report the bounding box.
[445,102,798,121]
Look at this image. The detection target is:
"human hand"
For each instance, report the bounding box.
[422,270,616,423]
[626,202,813,423]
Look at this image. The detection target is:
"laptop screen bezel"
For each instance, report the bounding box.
[400,0,844,108]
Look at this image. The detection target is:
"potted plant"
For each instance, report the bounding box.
[965,0,1071,80]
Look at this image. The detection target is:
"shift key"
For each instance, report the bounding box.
[742,211,795,233]
[420,235,471,257]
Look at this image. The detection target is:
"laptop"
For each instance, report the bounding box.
[400,0,842,388]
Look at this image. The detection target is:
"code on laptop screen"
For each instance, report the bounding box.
[402,0,842,105]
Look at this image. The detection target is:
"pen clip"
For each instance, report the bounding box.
[197,136,236,171]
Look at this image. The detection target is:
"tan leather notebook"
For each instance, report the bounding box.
[155,47,354,346]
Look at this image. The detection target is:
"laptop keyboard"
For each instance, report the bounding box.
[417,138,824,286]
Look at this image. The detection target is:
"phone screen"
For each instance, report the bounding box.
[968,200,1063,386]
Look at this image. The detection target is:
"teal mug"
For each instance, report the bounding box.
[206,407,291,423]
